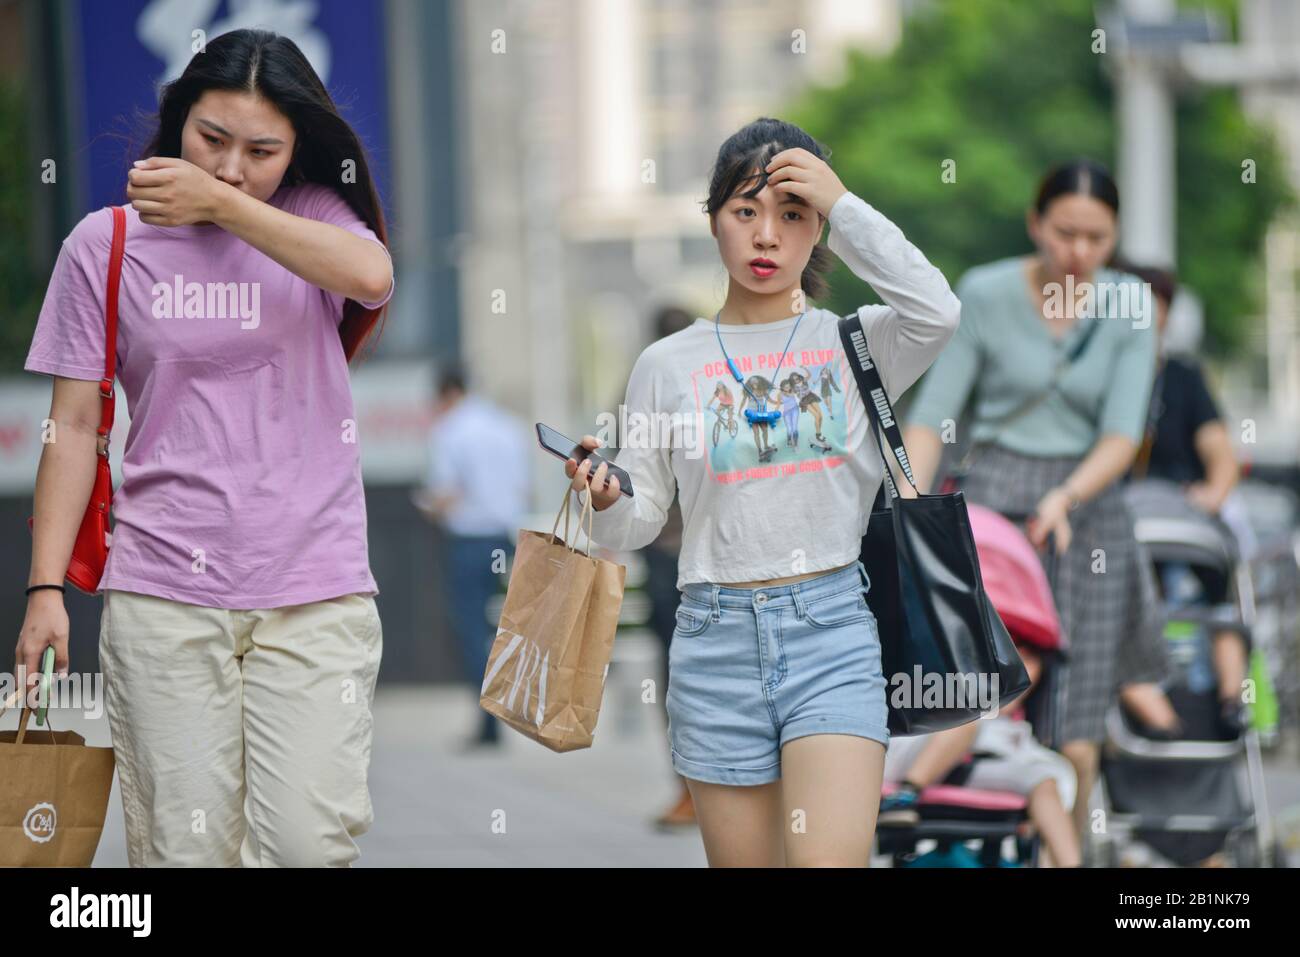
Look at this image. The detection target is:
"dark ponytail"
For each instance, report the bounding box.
[703,117,834,301]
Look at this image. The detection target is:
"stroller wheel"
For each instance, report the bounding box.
[1084,833,1120,868]
[1271,840,1290,868]
[1102,841,1121,868]
[1226,829,1285,868]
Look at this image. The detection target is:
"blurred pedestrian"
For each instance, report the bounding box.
[635,306,696,829]
[882,642,1081,867]
[421,363,529,749]
[1119,262,1250,742]
[903,159,1172,844]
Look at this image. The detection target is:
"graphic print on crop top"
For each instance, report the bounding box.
[693,341,859,483]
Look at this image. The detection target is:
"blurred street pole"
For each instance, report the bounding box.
[1108,0,1300,423]
[1178,0,1300,421]
[521,2,572,478]
[1116,0,1179,268]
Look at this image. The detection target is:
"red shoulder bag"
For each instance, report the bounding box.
[27,205,126,594]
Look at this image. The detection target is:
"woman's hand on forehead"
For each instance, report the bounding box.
[763,148,847,220]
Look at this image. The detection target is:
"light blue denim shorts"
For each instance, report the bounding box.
[665,559,891,786]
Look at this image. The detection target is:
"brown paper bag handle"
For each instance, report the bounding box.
[552,486,571,543]
[552,487,594,558]
[0,688,58,745]
[577,489,595,555]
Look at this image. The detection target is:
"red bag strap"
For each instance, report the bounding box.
[97,206,126,458]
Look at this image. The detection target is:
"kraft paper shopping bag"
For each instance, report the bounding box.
[0,691,115,866]
[480,488,626,752]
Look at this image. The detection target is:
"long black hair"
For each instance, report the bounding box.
[139,28,389,363]
[703,117,834,301]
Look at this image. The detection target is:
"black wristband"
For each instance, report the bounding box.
[25,584,65,597]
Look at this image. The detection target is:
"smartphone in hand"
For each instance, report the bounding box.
[536,423,634,498]
[36,646,54,726]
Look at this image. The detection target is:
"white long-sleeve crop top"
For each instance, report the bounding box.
[576,190,962,590]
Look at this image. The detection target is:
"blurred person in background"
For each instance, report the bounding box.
[18,29,394,866]
[634,306,696,830]
[1126,264,1241,517]
[901,159,1171,846]
[420,363,530,749]
[880,640,1081,867]
[1118,263,1250,743]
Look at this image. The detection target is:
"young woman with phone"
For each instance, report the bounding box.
[18,29,393,867]
[562,118,961,866]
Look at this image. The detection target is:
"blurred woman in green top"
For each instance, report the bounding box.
[901,159,1170,845]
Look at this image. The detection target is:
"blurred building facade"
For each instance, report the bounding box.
[1238,0,1300,447]
[453,0,902,466]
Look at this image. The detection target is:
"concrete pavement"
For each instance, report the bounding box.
[34,681,1300,867]
[69,682,706,867]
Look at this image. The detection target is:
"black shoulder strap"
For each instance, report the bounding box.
[837,312,915,500]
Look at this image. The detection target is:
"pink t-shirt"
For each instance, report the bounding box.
[25,182,394,608]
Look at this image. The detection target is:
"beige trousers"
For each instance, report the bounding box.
[98,588,383,867]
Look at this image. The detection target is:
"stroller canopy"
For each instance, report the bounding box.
[1124,479,1239,569]
[968,504,1064,652]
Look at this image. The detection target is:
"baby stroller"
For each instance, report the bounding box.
[876,505,1069,867]
[1094,478,1282,867]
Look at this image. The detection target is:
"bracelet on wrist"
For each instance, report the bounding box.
[1058,485,1082,511]
[26,583,66,597]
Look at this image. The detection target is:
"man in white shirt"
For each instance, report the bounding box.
[420,365,530,747]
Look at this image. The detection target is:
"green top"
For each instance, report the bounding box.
[906,256,1158,457]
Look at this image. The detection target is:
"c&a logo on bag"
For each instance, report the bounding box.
[23,801,56,843]
[481,627,549,727]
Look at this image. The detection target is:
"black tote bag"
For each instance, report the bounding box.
[838,314,1029,735]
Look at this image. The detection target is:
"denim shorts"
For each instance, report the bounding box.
[665,560,891,786]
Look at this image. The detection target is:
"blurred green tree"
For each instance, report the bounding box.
[793,0,1293,355]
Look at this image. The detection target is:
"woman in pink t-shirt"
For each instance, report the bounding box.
[18,29,394,867]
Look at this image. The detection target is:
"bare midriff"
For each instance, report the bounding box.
[713,560,857,590]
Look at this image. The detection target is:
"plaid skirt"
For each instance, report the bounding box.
[956,444,1169,744]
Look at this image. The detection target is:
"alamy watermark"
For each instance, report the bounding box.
[3,670,104,720]
[151,275,261,329]
[593,406,707,460]
[889,667,1002,717]
[1041,276,1152,329]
